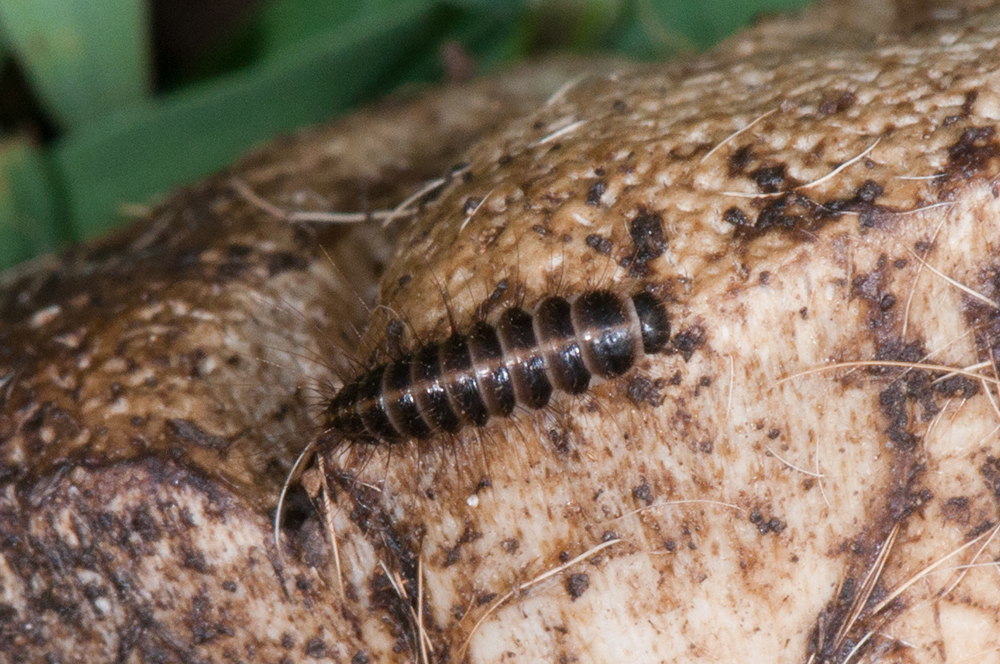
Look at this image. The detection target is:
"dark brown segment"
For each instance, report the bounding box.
[382,357,433,439]
[413,343,462,433]
[440,333,490,427]
[327,380,366,438]
[356,365,399,441]
[572,291,637,377]
[632,292,670,353]
[497,307,553,409]
[326,289,665,444]
[467,321,515,416]
[535,296,591,394]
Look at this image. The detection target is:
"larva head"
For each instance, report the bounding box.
[632,292,670,354]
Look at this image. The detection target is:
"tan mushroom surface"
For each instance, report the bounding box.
[3,3,1000,663]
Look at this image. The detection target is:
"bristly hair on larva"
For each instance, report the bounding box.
[322,288,672,446]
[268,163,676,554]
[273,284,673,555]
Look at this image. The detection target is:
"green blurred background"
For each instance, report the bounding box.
[0,0,811,270]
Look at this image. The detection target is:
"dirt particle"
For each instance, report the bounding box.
[181,546,208,574]
[626,211,667,276]
[749,509,787,535]
[751,164,787,193]
[962,89,979,115]
[981,456,1000,499]
[852,271,882,301]
[941,496,970,524]
[934,375,979,398]
[627,374,665,407]
[672,326,706,361]
[586,181,606,206]
[873,339,940,444]
[878,381,915,448]
[946,126,1000,181]
[728,145,754,175]
[818,90,856,115]
[189,593,232,645]
[444,544,461,567]
[129,504,160,543]
[723,207,749,227]
[754,196,799,231]
[854,179,884,203]
[968,520,996,538]
[632,481,654,505]
[305,637,327,658]
[585,234,612,255]
[565,573,590,600]
[352,652,370,664]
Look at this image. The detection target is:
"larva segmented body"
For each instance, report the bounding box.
[324,290,670,444]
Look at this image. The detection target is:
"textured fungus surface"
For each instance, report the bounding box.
[5,4,1000,663]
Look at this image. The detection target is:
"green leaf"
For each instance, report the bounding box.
[442,0,526,15]
[0,136,60,269]
[253,0,417,54]
[51,0,441,241]
[0,0,149,129]
[0,0,821,270]
[640,0,810,49]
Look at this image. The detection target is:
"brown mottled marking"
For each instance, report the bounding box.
[7,4,1000,663]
